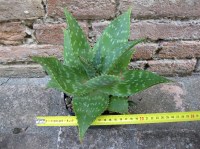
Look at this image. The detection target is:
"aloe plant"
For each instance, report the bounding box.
[33,8,170,140]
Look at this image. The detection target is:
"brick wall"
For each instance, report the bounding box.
[0,0,200,77]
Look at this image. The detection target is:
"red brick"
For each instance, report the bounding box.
[119,0,200,19]
[48,0,116,19]
[129,61,148,70]
[134,43,157,60]
[92,21,110,41]
[0,64,45,78]
[0,45,63,64]
[147,59,197,76]
[131,20,200,41]
[33,22,89,45]
[0,22,26,45]
[92,20,200,41]
[158,41,200,59]
[0,0,44,21]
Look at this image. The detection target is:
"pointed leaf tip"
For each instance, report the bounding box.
[103,70,171,97]
[128,7,132,15]
[64,8,92,62]
[73,95,109,140]
[92,8,132,70]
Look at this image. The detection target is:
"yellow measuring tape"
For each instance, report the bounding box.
[36,111,200,126]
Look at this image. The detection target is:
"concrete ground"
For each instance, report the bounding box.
[0,75,200,149]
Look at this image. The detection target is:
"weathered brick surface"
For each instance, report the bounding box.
[33,21,88,44]
[134,43,157,60]
[0,45,63,64]
[147,59,197,76]
[119,0,200,19]
[0,0,44,21]
[48,0,116,19]
[91,21,110,39]
[0,22,26,45]
[131,20,200,41]
[158,41,200,59]
[34,23,66,45]
[92,20,200,41]
[0,0,199,78]
[0,64,45,78]
[129,61,148,70]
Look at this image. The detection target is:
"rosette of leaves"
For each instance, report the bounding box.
[33,8,170,140]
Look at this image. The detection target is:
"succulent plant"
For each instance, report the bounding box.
[33,8,170,140]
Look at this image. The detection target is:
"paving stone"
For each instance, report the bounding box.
[57,126,136,149]
[54,124,200,149]
[0,78,67,131]
[0,64,46,78]
[135,129,200,149]
[0,134,51,149]
[0,76,200,148]
[130,75,200,113]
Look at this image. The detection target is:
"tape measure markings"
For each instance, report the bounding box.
[36,111,200,126]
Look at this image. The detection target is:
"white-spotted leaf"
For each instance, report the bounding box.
[109,70,171,97]
[103,39,144,74]
[64,9,93,61]
[33,8,171,141]
[79,56,96,78]
[74,75,121,95]
[32,57,88,94]
[108,96,129,114]
[73,94,109,140]
[92,9,131,71]
[63,29,77,66]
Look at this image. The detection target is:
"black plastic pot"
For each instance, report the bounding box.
[63,93,135,116]
[63,93,75,116]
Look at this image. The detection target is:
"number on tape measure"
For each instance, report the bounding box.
[36,111,200,126]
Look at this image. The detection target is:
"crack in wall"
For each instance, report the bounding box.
[41,0,47,14]
[115,0,121,16]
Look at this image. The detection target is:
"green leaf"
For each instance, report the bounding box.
[32,57,88,95]
[64,9,93,61]
[93,47,104,75]
[73,94,109,140]
[92,9,131,68]
[108,96,129,114]
[47,79,66,93]
[74,75,121,95]
[103,39,144,74]
[105,70,171,97]
[63,29,77,66]
[110,48,133,75]
[79,56,96,78]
